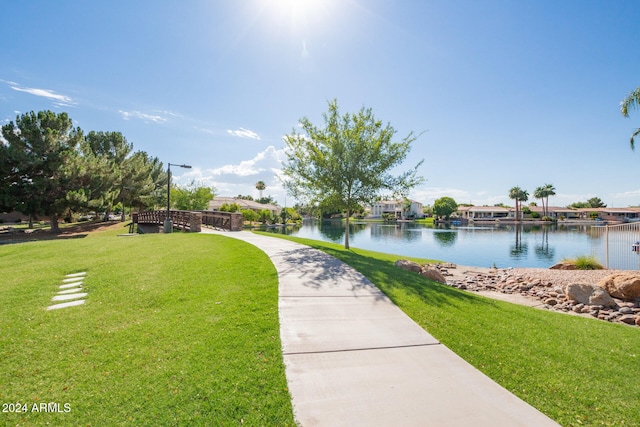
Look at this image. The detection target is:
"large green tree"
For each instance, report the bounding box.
[1,111,84,232]
[170,181,215,211]
[621,86,640,149]
[282,99,424,248]
[432,196,458,220]
[131,152,167,211]
[82,131,133,220]
[79,132,166,221]
[1,111,166,229]
[0,135,17,213]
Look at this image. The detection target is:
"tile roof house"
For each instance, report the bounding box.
[456,206,510,220]
[457,205,640,222]
[208,197,281,214]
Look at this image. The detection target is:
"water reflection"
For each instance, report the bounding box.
[432,230,458,247]
[534,227,555,262]
[510,225,528,258]
[370,223,424,243]
[261,220,633,269]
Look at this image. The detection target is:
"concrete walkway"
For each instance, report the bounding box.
[202,230,560,427]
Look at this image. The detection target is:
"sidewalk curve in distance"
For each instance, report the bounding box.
[202,230,560,427]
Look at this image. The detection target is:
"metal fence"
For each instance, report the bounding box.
[590,222,640,270]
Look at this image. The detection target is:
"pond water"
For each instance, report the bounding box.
[262,220,640,269]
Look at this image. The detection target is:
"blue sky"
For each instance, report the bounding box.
[2,0,640,208]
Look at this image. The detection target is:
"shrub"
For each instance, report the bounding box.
[531,212,540,219]
[241,209,259,223]
[562,255,604,270]
[542,215,554,222]
[258,209,272,224]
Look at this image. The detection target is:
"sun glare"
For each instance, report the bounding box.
[260,0,338,35]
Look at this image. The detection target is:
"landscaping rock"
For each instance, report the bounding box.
[549,262,577,270]
[564,283,617,308]
[619,315,637,325]
[419,267,447,284]
[597,273,640,301]
[394,259,422,273]
[619,306,634,315]
[432,263,640,327]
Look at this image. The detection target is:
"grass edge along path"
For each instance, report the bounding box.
[0,228,295,426]
[255,231,640,427]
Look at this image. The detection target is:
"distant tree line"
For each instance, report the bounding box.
[0,110,167,232]
[567,197,606,209]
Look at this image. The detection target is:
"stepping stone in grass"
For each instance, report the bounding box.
[57,287,83,295]
[52,293,87,302]
[65,272,87,278]
[47,300,85,310]
[60,282,83,289]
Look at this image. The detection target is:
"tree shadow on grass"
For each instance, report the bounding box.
[296,243,497,309]
[0,232,89,245]
[0,221,124,245]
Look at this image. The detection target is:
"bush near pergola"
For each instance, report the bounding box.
[282,99,424,248]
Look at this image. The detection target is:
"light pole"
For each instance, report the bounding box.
[164,163,192,233]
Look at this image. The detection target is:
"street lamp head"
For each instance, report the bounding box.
[168,163,192,169]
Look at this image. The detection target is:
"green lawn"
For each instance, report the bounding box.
[4,225,639,426]
[256,232,640,427]
[0,226,294,426]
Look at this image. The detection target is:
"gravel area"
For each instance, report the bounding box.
[505,267,639,287]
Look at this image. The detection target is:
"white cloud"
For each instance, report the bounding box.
[226,127,261,140]
[10,85,74,106]
[119,110,169,123]
[209,146,284,178]
[172,146,287,202]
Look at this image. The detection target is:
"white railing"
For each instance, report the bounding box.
[590,222,640,269]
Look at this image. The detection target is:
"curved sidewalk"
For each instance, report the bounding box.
[204,230,559,427]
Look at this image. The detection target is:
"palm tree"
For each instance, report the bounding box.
[533,183,556,217]
[543,183,555,217]
[621,86,640,149]
[255,180,266,199]
[533,186,545,217]
[517,189,529,220]
[509,186,522,221]
[509,187,529,221]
